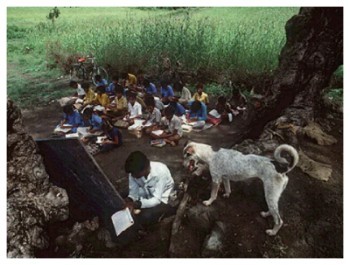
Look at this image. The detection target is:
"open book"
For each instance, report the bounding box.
[77,127,103,137]
[111,208,134,236]
[151,129,164,136]
[54,124,72,133]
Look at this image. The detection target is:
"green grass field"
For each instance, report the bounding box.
[8,7,301,108]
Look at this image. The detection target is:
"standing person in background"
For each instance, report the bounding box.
[69,80,85,99]
[160,80,174,105]
[192,83,209,106]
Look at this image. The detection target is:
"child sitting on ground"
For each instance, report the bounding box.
[98,119,123,153]
[169,101,186,117]
[207,95,236,125]
[151,106,183,147]
[59,104,83,133]
[143,78,158,96]
[81,107,103,133]
[174,81,191,107]
[105,84,128,120]
[187,100,207,129]
[94,86,110,108]
[106,75,119,98]
[143,96,162,134]
[126,92,143,124]
[69,80,86,99]
[94,74,108,88]
[160,80,174,105]
[82,82,96,106]
[192,83,209,106]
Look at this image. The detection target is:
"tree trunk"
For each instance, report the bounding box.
[237,7,343,142]
[7,99,69,257]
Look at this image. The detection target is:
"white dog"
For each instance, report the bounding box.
[183,141,299,236]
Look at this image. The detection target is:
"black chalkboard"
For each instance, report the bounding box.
[36,138,124,224]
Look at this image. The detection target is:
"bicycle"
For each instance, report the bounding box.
[69,56,109,86]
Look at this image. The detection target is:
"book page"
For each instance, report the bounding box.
[151,129,164,136]
[111,208,134,236]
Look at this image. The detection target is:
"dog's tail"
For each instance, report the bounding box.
[274,144,299,173]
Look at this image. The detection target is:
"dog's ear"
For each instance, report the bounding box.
[183,145,195,156]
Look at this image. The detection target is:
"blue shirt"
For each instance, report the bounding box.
[108,83,126,96]
[106,127,123,146]
[63,110,83,133]
[145,82,157,95]
[106,83,116,95]
[170,102,186,116]
[95,79,108,87]
[189,101,207,121]
[160,85,174,98]
[82,114,103,130]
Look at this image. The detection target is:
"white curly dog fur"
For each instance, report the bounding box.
[183,141,299,236]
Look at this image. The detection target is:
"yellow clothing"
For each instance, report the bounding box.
[83,88,96,105]
[126,73,137,87]
[95,93,110,107]
[192,92,209,104]
[113,96,128,111]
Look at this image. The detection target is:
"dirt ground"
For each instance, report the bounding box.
[20,96,343,258]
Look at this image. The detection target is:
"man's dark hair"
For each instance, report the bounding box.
[125,151,150,175]
[190,100,202,112]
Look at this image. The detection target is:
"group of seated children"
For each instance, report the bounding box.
[58,72,247,150]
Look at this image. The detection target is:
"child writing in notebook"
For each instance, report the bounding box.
[143,95,162,134]
[59,104,83,133]
[125,92,143,125]
[94,86,110,107]
[99,119,123,153]
[151,106,183,146]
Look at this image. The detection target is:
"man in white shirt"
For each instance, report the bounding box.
[112,151,175,246]
[124,151,175,219]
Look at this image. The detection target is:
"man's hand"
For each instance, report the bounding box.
[124,198,134,211]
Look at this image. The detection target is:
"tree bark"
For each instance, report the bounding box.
[236,7,343,143]
[7,99,69,257]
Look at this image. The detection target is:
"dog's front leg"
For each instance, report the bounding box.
[222,178,231,198]
[203,182,220,206]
